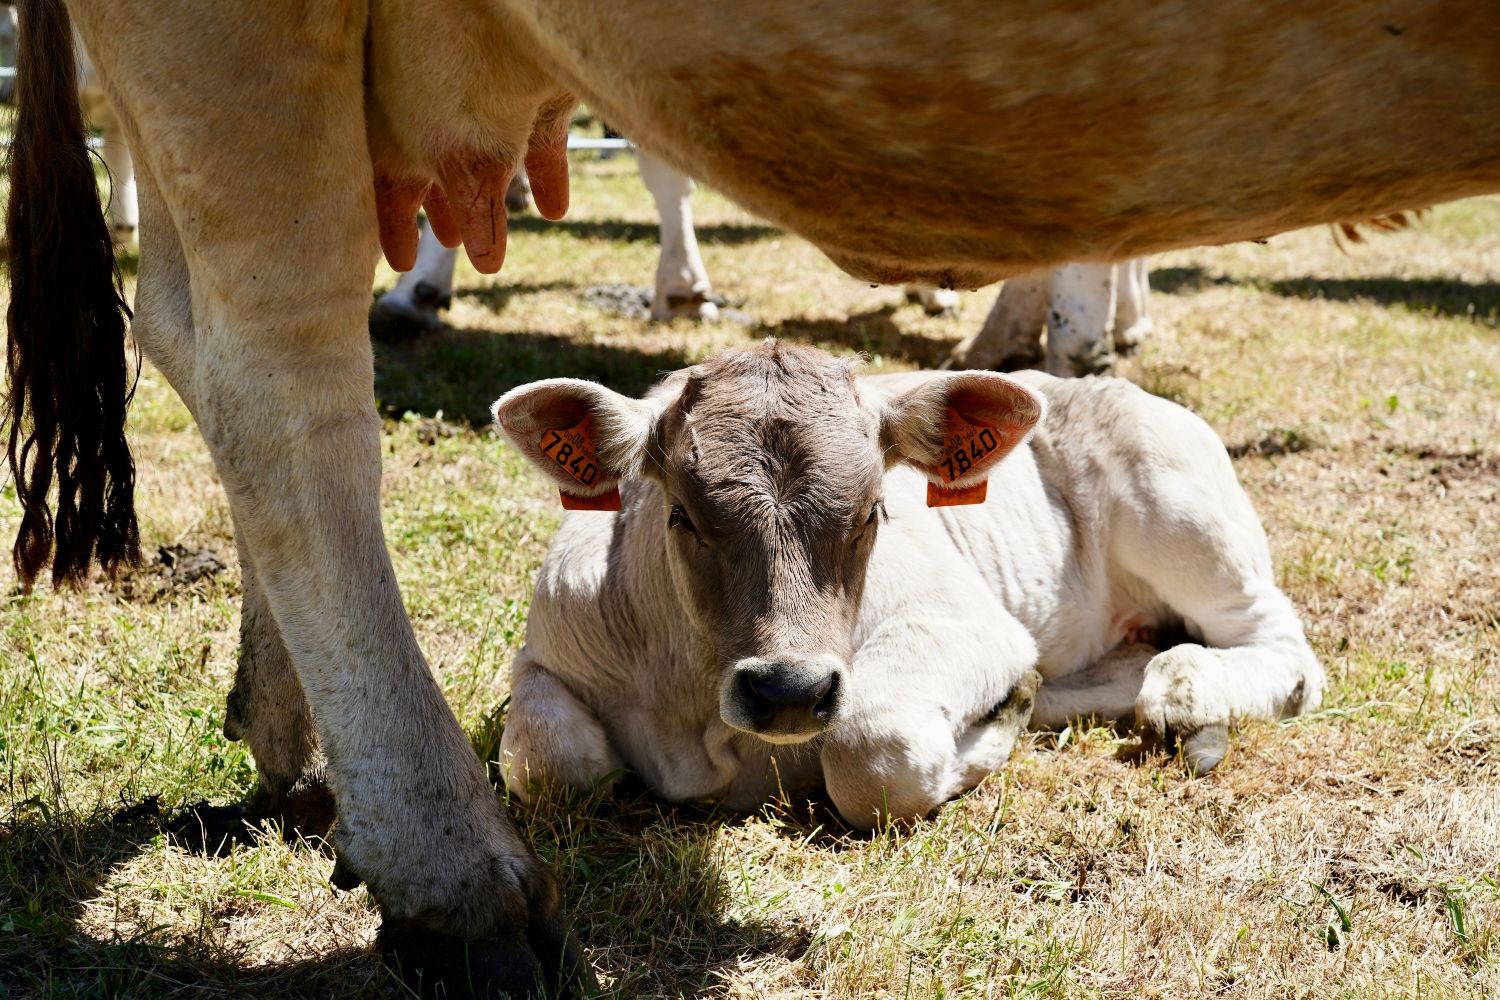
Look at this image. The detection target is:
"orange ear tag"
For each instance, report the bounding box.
[926,407,1002,507]
[540,415,621,512]
[560,487,622,511]
[927,480,988,507]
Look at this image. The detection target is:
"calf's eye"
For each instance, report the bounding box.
[865,502,881,527]
[668,504,697,535]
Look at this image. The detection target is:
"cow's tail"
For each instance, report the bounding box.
[5,0,138,588]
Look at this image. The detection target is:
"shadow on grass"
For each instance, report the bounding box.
[756,306,955,369]
[374,327,693,425]
[1152,266,1500,326]
[516,785,814,997]
[0,798,391,998]
[2,786,810,998]
[509,215,780,247]
[459,278,575,315]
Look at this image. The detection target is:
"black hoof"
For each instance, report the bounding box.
[369,302,439,343]
[1180,722,1229,777]
[379,917,596,999]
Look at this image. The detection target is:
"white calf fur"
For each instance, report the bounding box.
[496,352,1322,830]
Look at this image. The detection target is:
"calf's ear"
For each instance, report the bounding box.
[880,372,1045,507]
[492,379,653,511]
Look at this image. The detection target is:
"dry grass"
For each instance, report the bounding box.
[1,157,1497,998]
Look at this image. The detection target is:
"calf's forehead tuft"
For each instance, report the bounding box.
[661,342,880,514]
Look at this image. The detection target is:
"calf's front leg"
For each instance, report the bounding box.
[501,652,623,803]
[821,602,1040,829]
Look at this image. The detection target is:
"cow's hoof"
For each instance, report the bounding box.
[1178,721,1229,777]
[370,284,450,342]
[379,917,597,999]
[651,289,721,323]
[1113,317,1154,355]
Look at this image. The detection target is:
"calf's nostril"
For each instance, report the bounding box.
[735,670,776,723]
[812,672,840,721]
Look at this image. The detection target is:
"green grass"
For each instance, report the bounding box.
[2,158,1498,997]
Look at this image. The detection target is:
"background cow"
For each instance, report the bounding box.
[492,342,1323,827]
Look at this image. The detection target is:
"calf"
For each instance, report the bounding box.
[493,341,1322,829]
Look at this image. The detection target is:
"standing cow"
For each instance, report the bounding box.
[9,0,1500,995]
[492,341,1323,826]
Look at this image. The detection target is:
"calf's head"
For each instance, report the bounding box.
[495,343,1041,743]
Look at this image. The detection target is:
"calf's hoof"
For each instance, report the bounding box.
[1178,722,1229,777]
[379,916,597,999]
[1136,645,1231,776]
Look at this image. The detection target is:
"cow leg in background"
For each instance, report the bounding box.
[941,270,1049,371]
[223,549,331,830]
[76,46,137,246]
[903,284,960,316]
[369,218,459,340]
[97,118,138,245]
[1046,262,1118,377]
[71,6,587,994]
[1113,257,1154,354]
[638,150,719,322]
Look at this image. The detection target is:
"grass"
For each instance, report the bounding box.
[1,155,1498,998]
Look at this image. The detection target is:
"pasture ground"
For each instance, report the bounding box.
[1,158,1498,998]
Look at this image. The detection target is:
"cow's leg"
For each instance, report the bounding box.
[95,113,138,246]
[1045,262,1118,377]
[1031,644,1157,727]
[941,270,1049,371]
[822,604,1040,829]
[638,150,718,322]
[223,546,332,830]
[903,284,960,316]
[505,166,533,213]
[1113,257,1154,354]
[73,7,588,994]
[500,653,623,803]
[369,218,460,341]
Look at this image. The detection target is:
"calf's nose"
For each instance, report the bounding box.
[726,656,843,742]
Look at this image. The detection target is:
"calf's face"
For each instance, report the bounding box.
[495,343,1041,745]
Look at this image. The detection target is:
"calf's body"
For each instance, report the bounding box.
[498,351,1322,828]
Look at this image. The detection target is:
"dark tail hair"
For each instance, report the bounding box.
[5,0,138,588]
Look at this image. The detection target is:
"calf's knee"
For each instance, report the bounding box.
[501,658,621,802]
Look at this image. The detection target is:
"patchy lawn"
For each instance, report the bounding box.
[2,158,1497,998]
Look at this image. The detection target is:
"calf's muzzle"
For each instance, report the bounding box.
[723,654,845,743]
